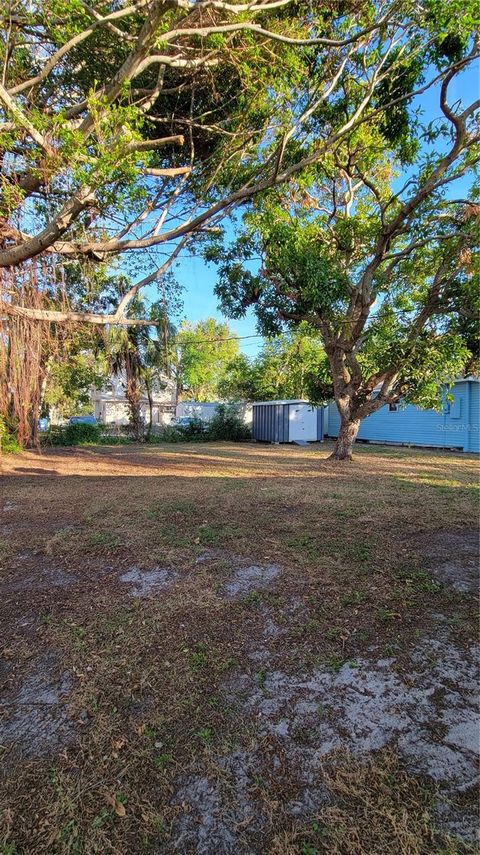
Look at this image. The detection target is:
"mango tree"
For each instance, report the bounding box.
[211,19,479,458]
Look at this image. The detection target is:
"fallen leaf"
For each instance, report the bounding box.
[105,793,127,816]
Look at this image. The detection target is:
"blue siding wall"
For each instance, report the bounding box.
[325,380,479,453]
[466,382,480,453]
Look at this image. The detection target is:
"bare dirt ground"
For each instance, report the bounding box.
[0,441,478,854]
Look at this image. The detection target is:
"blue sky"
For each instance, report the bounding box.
[145,60,479,358]
[169,243,263,356]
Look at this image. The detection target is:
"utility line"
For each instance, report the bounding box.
[175,307,439,346]
[178,333,262,345]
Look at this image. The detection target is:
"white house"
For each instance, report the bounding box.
[175,400,253,425]
[92,372,177,427]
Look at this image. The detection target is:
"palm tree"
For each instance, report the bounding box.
[107,296,175,440]
[108,321,146,440]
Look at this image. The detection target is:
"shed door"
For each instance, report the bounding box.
[289,405,317,441]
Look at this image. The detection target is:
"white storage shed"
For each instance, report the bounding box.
[252,400,324,444]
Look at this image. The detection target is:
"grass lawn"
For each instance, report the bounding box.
[0,440,478,854]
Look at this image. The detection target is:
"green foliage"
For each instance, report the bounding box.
[146,426,186,444]
[0,418,22,454]
[145,407,251,443]
[0,0,334,234]
[44,350,107,418]
[356,307,472,411]
[2,0,478,458]
[211,68,479,439]
[447,314,480,376]
[206,404,251,441]
[176,418,205,439]
[219,327,332,404]
[374,51,423,164]
[105,292,176,439]
[176,319,240,401]
[426,0,479,62]
[43,421,102,446]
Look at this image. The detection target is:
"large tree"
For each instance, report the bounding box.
[0,0,469,328]
[212,31,480,458]
[175,317,239,400]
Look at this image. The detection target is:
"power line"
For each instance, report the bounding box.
[178,333,262,346]
[175,307,435,346]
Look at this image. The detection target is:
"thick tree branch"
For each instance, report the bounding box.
[0,82,55,154]
[1,303,155,326]
[8,2,152,95]
[125,135,184,152]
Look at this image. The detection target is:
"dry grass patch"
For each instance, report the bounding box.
[0,442,478,853]
[270,751,474,855]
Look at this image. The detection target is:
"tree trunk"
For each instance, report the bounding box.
[146,382,153,440]
[125,376,142,440]
[329,418,360,460]
[124,350,143,441]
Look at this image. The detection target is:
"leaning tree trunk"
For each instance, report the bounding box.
[330,418,361,461]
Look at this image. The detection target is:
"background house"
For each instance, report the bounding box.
[175,400,253,425]
[324,378,480,453]
[92,372,177,427]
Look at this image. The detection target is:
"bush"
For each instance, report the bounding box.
[38,410,251,447]
[147,423,206,443]
[146,409,251,444]
[177,418,205,439]
[43,421,102,446]
[206,404,251,441]
[65,422,102,445]
[0,418,22,453]
[147,425,184,443]
[98,435,134,445]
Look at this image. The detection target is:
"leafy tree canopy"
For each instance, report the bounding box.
[207,12,479,457]
[176,317,240,401]
[3,0,477,327]
[219,326,332,403]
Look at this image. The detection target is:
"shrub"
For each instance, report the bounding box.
[65,422,102,445]
[148,408,251,443]
[206,404,251,441]
[147,425,184,443]
[0,418,22,453]
[43,422,102,446]
[147,423,207,443]
[98,435,134,445]
[177,418,205,439]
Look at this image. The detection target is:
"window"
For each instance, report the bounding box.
[389,402,398,412]
[450,397,462,419]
